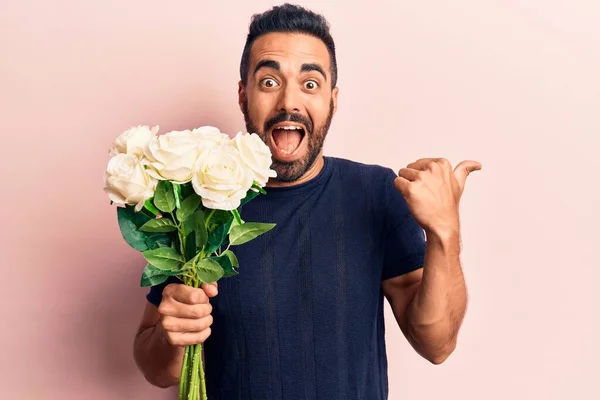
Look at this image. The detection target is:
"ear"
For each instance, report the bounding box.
[238,80,247,113]
[331,86,339,115]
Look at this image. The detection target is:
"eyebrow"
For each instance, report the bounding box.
[254,60,280,76]
[300,63,327,81]
[253,59,328,81]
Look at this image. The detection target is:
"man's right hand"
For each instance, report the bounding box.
[157,282,218,347]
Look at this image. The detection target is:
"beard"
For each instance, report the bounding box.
[242,99,334,183]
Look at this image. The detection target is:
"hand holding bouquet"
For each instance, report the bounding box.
[103,125,277,400]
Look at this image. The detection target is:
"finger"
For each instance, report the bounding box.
[398,168,421,182]
[162,314,214,333]
[201,281,219,298]
[159,301,213,319]
[164,283,209,305]
[406,158,439,171]
[394,176,411,197]
[166,328,212,347]
[453,160,482,191]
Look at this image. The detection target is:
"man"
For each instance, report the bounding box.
[133,3,481,399]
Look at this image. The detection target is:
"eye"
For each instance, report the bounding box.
[261,78,279,88]
[304,80,319,90]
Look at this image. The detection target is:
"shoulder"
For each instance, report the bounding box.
[328,156,410,223]
[328,156,397,191]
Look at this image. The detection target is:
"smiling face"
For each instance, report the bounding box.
[239,32,339,184]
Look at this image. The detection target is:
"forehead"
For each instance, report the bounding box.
[249,32,331,74]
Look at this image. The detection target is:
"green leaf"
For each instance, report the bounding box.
[196,258,224,283]
[180,181,195,199]
[229,222,276,246]
[140,263,181,287]
[143,199,161,216]
[139,218,177,232]
[176,194,202,223]
[240,189,261,206]
[145,233,172,250]
[141,271,169,287]
[154,180,176,213]
[211,253,239,278]
[181,213,194,236]
[228,215,244,234]
[206,218,233,253]
[224,268,239,278]
[222,249,239,267]
[184,230,197,261]
[142,247,184,272]
[116,205,152,251]
[191,210,207,250]
[210,209,234,225]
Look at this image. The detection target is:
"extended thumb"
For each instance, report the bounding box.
[454,160,482,189]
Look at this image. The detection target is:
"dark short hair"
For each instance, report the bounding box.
[239,3,338,89]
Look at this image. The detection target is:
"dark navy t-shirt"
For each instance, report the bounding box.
[147,156,426,400]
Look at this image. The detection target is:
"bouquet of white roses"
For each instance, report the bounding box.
[103,125,277,400]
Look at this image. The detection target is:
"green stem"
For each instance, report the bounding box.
[231,209,242,225]
[186,344,195,400]
[253,182,267,194]
[205,209,216,229]
[177,229,186,260]
[198,343,207,400]
[173,183,182,209]
[191,344,201,400]
[179,275,191,399]
[174,214,188,260]
[179,345,190,400]
[179,243,209,400]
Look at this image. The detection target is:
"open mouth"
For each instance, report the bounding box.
[270,124,306,156]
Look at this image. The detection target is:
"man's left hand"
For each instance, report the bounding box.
[394,158,482,236]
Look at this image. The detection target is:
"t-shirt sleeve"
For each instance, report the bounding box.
[380,168,427,281]
[146,276,182,306]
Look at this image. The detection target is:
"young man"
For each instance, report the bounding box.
[133,4,481,399]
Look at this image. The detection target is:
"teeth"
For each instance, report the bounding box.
[277,126,301,130]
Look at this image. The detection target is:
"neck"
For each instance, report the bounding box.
[266,153,325,188]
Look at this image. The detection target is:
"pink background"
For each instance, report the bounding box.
[1,1,599,399]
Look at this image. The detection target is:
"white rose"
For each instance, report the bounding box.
[192,126,231,143]
[191,126,232,151]
[109,125,158,157]
[104,153,158,212]
[144,130,200,184]
[233,132,277,187]
[191,144,253,211]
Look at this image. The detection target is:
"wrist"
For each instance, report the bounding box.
[425,226,460,251]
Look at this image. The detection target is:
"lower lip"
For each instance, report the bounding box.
[268,130,307,161]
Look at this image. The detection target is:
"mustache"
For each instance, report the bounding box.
[264,112,313,135]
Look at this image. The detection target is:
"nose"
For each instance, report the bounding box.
[276,84,301,114]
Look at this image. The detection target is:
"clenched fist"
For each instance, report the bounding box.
[157,282,218,347]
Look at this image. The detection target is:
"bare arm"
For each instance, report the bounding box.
[133,282,217,388]
[384,157,480,364]
[382,229,466,364]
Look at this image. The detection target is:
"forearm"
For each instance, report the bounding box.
[133,323,185,388]
[406,228,467,362]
